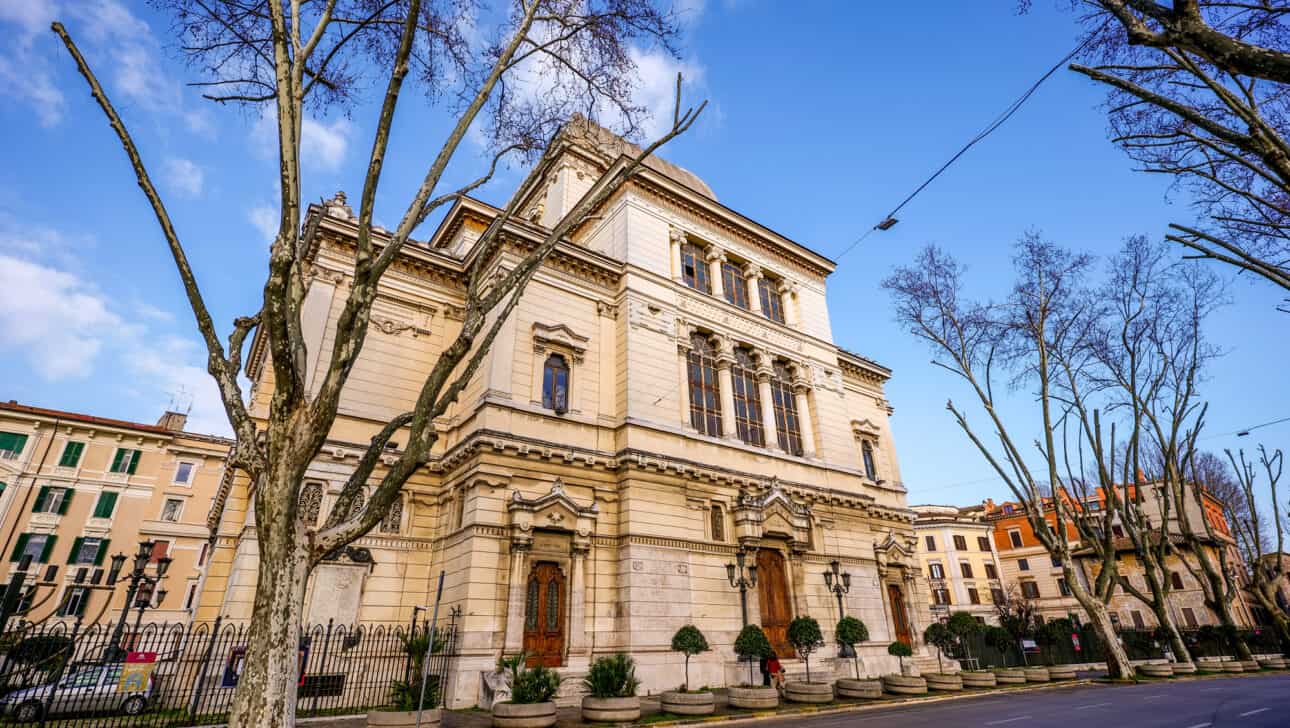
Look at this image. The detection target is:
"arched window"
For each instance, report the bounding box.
[722,262,749,309]
[730,348,764,446]
[455,485,468,529]
[687,334,722,436]
[347,489,366,522]
[758,278,785,324]
[862,440,877,480]
[710,504,726,542]
[380,495,403,534]
[542,353,569,413]
[299,482,323,526]
[525,579,539,629]
[680,243,711,293]
[770,362,802,455]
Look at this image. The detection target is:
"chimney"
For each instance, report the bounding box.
[157,411,188,431]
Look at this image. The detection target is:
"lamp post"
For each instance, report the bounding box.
[725,549,758,627]
[823,559,851,617]
[0,554,35,633]
[104,541,172,660]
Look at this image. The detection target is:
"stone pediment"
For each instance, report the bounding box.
[508,479,598,541]
[874,532,918,576]
[732,479,813,547]
[851,418,882,439]
[532,322,589,363]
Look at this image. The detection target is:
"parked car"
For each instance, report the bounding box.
[0,661,151,722]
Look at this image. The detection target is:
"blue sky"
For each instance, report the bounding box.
[1,1,1286,508]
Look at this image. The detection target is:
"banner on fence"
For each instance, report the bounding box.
[119,651,157,692]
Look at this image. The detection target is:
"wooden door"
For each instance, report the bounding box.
[756,548,794,657]
[522,562,566,667]
[887,583,912,645]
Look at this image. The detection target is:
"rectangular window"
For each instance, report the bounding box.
[1051,555,1062,568]
[968,588,981,605]
[184,582,199,610]
[110,448,141,474]
[991,588,1006,605]
[758,278,784,324]
[68,537,105,565]
[197,543,209,567]
[721,262,749,309]
[1170,571,1184,590]
[1058,578,1072,597]
[1131,611,1145,629]
[686,335,722,437]
[769,362,802,455]
[925,536,936,552]
[32,486,72,515]
[1018,558,1030,571]
[929,562,944,579]
[960,562,974,579]
[933,588,952,605]
[160,498,184,523]
[1182,607,1198,628]
[149,540,170,562]
[58,441,85,468]
[985,563,998,579]
[173,461,195,485]
[1009,530,1023,548]
[10,534,56,564]
[59,586,89,617]
[977,536,991,551]
[0,432,28,459]
[953,535,967,550]
[730,350,765,446]
[93,491,118,519]
[1021,581,1040,599]
[680,243,711,294]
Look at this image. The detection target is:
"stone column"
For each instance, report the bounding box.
[779,282,797,326]
[501,538,532,654]
[707,249,726,299]
[716,343,738,440]
[792,375,817,458]
[745,265,764,315]
[669,228,685,282]
[567,542,589,656]
[755,363,779,452]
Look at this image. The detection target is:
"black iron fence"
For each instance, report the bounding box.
[0,612,458,726]
[954,625,1285,669]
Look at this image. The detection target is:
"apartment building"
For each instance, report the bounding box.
[912,504,1004,624]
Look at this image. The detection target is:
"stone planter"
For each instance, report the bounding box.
[1047,665,1077,680]
[882,674,927,695]
[1257,657,1286,670]
[1221,661,1244,673]
[367,709,441,727]
[660,691,715,715]
[1240,660,1260,672]
[1171,662,1197,675]
[1022,667,1050,682]
[1137,663,1174,678]
[492,701,557,728]
[582,696,641,723]
[994,668,1026,684]
[784,681,833,704]
[924,673,963,692]
[960,671,997,688]
[835,678,883,699]
[728,686,779,710]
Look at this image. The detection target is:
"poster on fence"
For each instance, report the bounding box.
[118,651,156,692]
[220,645,309,688]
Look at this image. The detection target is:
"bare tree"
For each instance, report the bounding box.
[1227,445,1289,648]
[49,2,704,726]
[1059,1,1290,311]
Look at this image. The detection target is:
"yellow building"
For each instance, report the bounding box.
[912,504,1004,625]
[0,401,230,631]
[197,119,935,706]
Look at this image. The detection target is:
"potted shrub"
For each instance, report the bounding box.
[581,653,641,722]
[921,623,962,691]
[783,616,832,703]
[882,641,926,695]
[369,631,443,727]
[947,611,982,666]
[661,625,714,715]
[492,654,561,728]
[834,617,880,699]
[729,625,778,709]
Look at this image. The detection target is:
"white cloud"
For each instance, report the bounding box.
[163,157,205,198]
[124,337,230,436]
[248,204,278,243]
[0,254,121,380]
[627,47,706,140]
[252,109,351,171]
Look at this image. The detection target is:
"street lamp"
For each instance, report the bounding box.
[0,554,35,632]
[105,541,171,660]
[725,549,758,627]
[822,559,851,617]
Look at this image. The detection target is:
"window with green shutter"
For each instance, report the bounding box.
[32,487,72,514]
[110,448,141,474]
[9,534,54,563]
[93,491,118,519]
[0,432,27,458]
[58,441,85,468]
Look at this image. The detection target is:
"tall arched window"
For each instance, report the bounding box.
[730,348,764,446]
[687,334,722,436]
[758,278,785,324]
[722,262,749,309]
[862,440,878,480]
[770,362,802,455]
[542,353,569,413]
[710,503,726,542]
[299,482,323,526]
[380,495,403,534]
[680,243,711,293]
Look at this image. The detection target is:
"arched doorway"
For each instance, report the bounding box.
[522,562,566,667]
[756,548,794,657]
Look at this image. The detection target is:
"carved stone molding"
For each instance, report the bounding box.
[596,300,618,319]
[851,418,882,440]
[532,322,590,363]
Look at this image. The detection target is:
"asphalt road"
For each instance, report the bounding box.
[754,675,1290,728]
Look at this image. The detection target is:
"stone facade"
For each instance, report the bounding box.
[195,120,930,706]
[912,504,1004,625]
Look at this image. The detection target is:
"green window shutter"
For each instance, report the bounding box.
[74,590,87,616]
[67,537,84,564]
[94,491,118,519]
[127,450,141,475]
[110,449,125,473]
[10,533,29,561]
[57,489,73,515]
[58,442,84,468]
[0,432,27,454]
[32,486,49,513]
[95,539,110,566]
[38,535,57,563]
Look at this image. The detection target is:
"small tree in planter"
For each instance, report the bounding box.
[835,617,870,679]
[923,623,954,674]
[670,625,709,692]
[787,617,825,682]
[947,611,982,666]
[985,626,1014,667]
[888,641,912,674]
[491,654,561,728]
[734,624,774,686]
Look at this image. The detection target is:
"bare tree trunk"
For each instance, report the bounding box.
[1083,596,1134,679]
